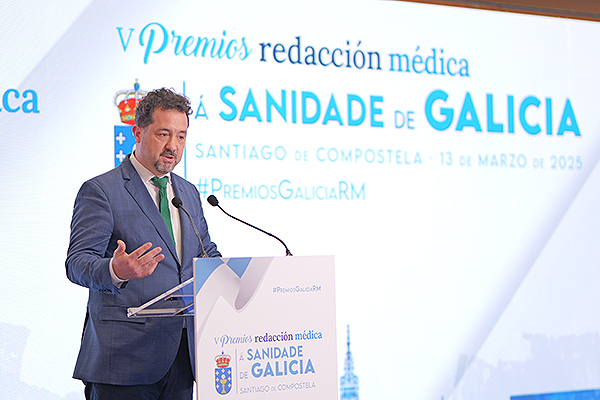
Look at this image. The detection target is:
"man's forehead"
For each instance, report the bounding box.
[148,109,189,129]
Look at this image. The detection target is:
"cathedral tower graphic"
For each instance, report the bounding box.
[340,325,359,400]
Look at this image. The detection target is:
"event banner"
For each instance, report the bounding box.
[193,256,337,399]
[3,1,600,400]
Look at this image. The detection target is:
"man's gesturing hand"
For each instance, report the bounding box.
[112,240,165,280]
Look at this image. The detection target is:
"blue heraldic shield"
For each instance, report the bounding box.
[215,367,232,395]
[215,353,233,395]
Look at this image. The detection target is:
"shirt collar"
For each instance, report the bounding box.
[130,152,171,184]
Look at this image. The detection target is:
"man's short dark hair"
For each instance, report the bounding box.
[135,87,192,128]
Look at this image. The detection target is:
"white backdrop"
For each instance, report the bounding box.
[1,1,600,399]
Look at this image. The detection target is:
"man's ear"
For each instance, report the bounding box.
[132,125,143,143]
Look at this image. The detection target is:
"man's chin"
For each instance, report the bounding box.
[154,160,177,175]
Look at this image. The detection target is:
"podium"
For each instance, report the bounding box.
[128,256,338,399]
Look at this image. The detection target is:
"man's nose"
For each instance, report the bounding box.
[165,135,178,150]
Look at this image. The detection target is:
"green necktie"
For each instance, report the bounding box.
[151,176,175,245]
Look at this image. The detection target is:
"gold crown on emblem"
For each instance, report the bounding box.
[215,353,231,368]
[114,79,147,125]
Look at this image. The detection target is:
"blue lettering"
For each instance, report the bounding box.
[486,94,503,133]
[219,86,237,121]
[557,99,581,136]
[3,89,20,112]
[508,95,515,133]
[348,94,365,126]
[279,180,292,200]
[266,90,286,122]
[318,47,331,66]
[546,98,553,135]
[304,359,315,374]
[520,96,541,135]
[194,37,217,57]
[225,38,238,59]
[263,362,274,377]
[289,360,299,375]
[425,90,453,131]
[21,90,39,114]
[456,92,481,131]
[273,43,286,63]
[139,22,168,64]
[370,95,383,127]
[116,27,134,51]
[302,91,321,124]
[251,363,262,378]
[322,94,343,125]
[239,89,262,122]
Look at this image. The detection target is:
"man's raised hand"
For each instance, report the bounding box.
[112,240,165,280]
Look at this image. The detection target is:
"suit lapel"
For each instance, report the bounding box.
[120,157,179,264]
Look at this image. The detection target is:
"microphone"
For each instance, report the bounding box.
[172,197,208,258]
[206,195,292,256]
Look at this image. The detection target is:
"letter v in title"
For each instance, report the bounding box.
[117,27,135,51]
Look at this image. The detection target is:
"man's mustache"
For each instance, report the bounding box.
[161,149,178,158]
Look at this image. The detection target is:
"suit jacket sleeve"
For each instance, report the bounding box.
[66,178,120,294]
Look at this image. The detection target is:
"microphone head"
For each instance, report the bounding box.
[171,197,183,208]
[207,195,219,207]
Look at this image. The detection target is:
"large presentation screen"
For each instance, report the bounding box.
[2,1,600,399]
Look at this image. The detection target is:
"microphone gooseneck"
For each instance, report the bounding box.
[172,196,208,258]
[206,195,292,256]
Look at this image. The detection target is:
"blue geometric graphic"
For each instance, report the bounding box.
[512,389,600,400]
[195,258,253,294]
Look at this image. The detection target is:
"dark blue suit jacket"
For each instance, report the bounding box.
[66,155,219,385]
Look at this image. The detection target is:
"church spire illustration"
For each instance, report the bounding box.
[340,325,359,400]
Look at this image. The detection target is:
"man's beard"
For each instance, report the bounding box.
[154,149,178,174]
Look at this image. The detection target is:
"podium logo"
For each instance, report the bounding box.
[215,352,233,395]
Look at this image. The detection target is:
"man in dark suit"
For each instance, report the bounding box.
[66,88,220,400]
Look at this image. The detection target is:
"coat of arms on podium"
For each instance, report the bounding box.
[214,352,233,395]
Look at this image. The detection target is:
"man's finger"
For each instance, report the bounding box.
[143,257,164,274]
[113,240,127,256]
[128,242,155,259]
[138,249,165,268]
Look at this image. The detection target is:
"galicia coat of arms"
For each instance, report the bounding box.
[113,80,146,166]
[214,352,232,395]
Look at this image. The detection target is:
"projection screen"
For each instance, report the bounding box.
[1,1,600,399]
